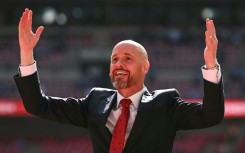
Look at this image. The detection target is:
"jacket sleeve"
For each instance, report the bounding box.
[169,78,225,130]
[14,72,93,128]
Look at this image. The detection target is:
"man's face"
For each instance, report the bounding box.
[109,43,148,90]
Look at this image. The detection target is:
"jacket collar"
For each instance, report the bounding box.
[97,88,154,149]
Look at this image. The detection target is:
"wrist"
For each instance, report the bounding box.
[203,63,219,70]
[204,58,217,69]
[21,60,35,66]
[20,50,35,66]
[21,55,35,66]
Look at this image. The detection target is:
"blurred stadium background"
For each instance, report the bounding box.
[1,0,245,152]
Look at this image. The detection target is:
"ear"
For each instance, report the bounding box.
[143,60,150,75]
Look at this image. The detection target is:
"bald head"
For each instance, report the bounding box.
[112,40,148,61]
[109,40,150,94]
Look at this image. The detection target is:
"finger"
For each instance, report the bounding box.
[206,31,215,46]
[207,27,218,44]
[209,37,217,48]
[206,19,212,33]
[19,10,28,33]
[206,18,216,36]
[28,10,33,32]
[24,8,29,24]
[18,12,24,30]
[210,20,216,35]
[205,31,216,49]
[205,31,211,47]
[207,19,216,36]
[35,26,44,38]
[205,31,218,54]
[22,10,28,23]
[23,9,29,25]
[206,18,209,30]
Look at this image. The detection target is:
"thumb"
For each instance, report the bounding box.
[35,26,44,38]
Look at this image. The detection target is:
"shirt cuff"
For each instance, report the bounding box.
[201,65,221,84]
[19,61,37,77]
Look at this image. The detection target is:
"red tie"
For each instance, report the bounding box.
[109,99,132,153]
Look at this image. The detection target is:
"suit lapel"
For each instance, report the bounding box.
[124,90,153,151]
[97,93,117,126]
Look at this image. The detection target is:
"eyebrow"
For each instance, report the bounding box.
[111,52,134,58]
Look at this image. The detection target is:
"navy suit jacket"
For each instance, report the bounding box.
[14,72,224,153]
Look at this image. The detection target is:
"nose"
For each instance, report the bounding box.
[115,59,124,68]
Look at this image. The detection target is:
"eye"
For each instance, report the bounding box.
[125,57,131,61]
[111,58,118,64]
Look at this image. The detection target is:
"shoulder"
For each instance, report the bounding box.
[145,88,181,110]
[84,87,117,108]
[143,88,180,102]
[147,88,180,105]
[87,87,117,97]
[91,87,116,93]
[151,88,180,97]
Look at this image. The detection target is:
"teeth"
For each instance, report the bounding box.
[115,71,127,76]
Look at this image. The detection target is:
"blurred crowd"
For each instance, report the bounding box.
[0,25,245,99]
[1,2,245,153]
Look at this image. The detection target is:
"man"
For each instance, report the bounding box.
[15,8,224,153]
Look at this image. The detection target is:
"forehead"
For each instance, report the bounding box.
[111,44,141,57]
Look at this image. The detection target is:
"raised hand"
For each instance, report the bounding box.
[18,8,44,66]
[204,18,218,69]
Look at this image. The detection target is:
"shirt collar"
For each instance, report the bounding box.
[116,86,147,110]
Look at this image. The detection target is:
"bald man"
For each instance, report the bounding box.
[14,8,224,153]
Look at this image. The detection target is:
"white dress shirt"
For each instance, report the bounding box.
[19,62,222,143]
[106,87,146,142]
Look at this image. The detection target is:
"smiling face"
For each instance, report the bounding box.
[109,40,150,92]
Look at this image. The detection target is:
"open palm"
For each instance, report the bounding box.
[204,18,218,68]
[18,8,44,54]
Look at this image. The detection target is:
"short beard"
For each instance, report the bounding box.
[112,80,128,89]
[110,75,139,89]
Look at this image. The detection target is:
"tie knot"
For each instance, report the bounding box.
[120,99,131,108]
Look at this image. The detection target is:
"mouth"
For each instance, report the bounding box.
[113,70,128,77]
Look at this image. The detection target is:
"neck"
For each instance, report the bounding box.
[117,84,144,98]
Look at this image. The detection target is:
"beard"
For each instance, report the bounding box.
[112,79,128,89]
[110,72,138,89]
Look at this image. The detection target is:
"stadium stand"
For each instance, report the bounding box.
[0,1,245,153]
